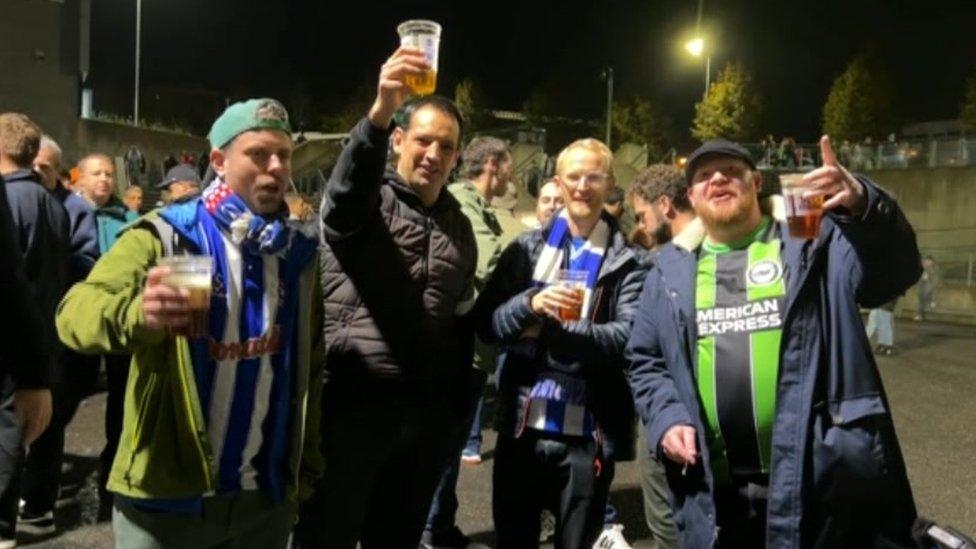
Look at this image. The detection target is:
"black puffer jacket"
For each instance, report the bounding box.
[320,118,476,392]
[472,213,650,461]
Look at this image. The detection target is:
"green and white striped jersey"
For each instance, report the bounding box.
[695,216,786,483]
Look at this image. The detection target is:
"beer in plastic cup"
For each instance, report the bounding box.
[158,255,213,339]
[780,173,824,240]
[397,19,441,95]
[555,270,587,322]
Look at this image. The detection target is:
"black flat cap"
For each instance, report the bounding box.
[685,139,756,182]
[157,164,202,190]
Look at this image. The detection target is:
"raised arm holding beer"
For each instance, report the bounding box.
[626,137,921,547]
[56,99,325,549]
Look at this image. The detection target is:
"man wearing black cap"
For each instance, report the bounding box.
[626,137,920,547]
[157,164,202,204]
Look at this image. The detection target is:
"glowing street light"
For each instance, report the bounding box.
[685,37,711,99]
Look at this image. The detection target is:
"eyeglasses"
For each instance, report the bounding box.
[561,172,610,187]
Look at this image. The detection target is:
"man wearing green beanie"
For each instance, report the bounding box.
[56,98,325,548]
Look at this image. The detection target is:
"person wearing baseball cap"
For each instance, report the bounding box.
[157,164,202,203]
[57,98,324,548]
[626,136,920,546]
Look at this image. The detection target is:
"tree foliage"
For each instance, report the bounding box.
[611,95,671,160]
[454,78,490,132]
[320,84,375,133]
[691,61,763,142]
[960,71,976,132]
[822,53,897,142]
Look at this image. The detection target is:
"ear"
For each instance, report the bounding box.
[659,195,674,217]
[752,170,763,194]
[392,127,405,156]
[210,148,226,178]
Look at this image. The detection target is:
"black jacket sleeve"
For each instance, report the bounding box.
[319,117,392,241]
[0,178,51,389]
[470,235,541,345]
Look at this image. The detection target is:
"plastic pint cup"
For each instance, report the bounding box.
[555,270,587,322]
[158,255,213,339]
[397,19,441,95]
[780,173,824,240]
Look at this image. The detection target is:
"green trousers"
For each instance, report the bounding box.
[638,422,679,549]
[113,491,295,549]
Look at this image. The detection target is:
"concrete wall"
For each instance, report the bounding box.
[867,166,976,323]
[0,0,80,155]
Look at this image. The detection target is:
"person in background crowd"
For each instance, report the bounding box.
[19,135,100,537]
[122,185,144,214]
[157,164,202,205]
[0,112,68,546]
[915,255,937,321]
[74,152,139,519]
[535,178,564,227]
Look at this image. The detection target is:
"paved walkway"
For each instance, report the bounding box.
[27,320,976,547]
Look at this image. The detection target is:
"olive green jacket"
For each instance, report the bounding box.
[56,210,325,502]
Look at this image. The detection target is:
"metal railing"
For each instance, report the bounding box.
[744,136,976,171]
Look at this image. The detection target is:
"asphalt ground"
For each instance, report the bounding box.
[25,319,976,548]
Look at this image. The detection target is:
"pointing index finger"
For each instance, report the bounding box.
[820,135,838,167]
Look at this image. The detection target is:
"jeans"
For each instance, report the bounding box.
[462,392,485,457]
[0,378,24,538]
[425,369,487,534]
[637,424,678,548]
[866,309,895,347]
[493,432,611,549]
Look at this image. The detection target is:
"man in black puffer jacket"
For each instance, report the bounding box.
[472,138,649,549]
[295,47,476,549]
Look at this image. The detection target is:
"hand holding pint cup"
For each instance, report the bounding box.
[780,173,824,240]
[156,255,213,339]
[397,20,441,95]
[554,270,587,322]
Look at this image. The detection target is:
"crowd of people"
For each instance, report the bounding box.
[0,46,928,549]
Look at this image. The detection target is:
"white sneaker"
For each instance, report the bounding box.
[539,509,556,542]
[593,523,632,549]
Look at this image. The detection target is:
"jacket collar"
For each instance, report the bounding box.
[384,168,461,215]
[2,168,44,186]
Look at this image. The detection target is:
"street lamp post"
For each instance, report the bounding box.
[685,37,711,99]
[602,67,614,148]
[134,0,142,126]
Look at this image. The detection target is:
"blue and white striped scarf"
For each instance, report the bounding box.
[185,179,317,500]
[531,209,609,319]
[522,209,609,437]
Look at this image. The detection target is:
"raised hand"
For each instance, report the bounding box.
[367,47,430,130]
[801,135,867,216]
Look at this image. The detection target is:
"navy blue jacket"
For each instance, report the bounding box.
[474,213,649,461]
[0,175,54,388]
[626,178,919,548]
[53,185,99,282]
[4,169,71,384]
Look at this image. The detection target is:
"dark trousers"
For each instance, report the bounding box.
[493,432,611,549]
[100,354,130,514]
[715,478,768,548]
[295,385,459,549]
[425,369,487,534]
[0,378,24,537]
[21,350,100,515]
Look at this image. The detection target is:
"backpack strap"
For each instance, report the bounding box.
[143,216,194,257]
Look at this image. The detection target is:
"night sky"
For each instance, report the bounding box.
[90,0,976,145]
